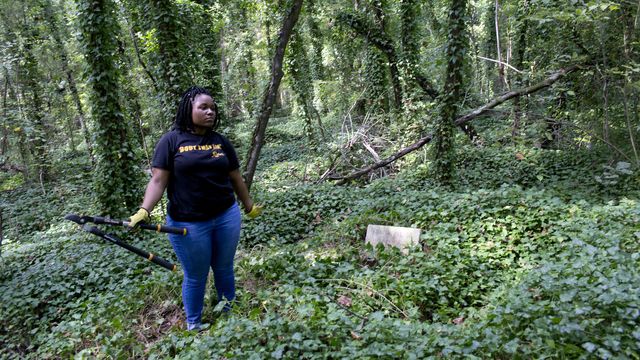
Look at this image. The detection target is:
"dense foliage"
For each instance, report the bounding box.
[1,114,638,357]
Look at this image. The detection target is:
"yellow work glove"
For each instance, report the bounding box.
[129,208,150,228]
[246,204,262,219]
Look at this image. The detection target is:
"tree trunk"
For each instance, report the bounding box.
[78,0,141,216]
[0,208,3,257]
[483,3,498,94]
[364,46,390,112]
[387,56,403,109]
[306,0,325,81]
[372,0,402,109]
[220,27,236,117]
[20,25,50,181]
[622,4,639,164]
[202,13,224,118]
[4,76,31,179]
[43,0,95,163]
[494,0,506,90]
[400,0,420,100]
[1,75,8,156]
[289,30,321,142]
[433,0,468,185]
[63,99,77,152]
[601,64,610,148]
[119,45,146,151]
[244,0,304,191]
[149,0,188,125]
[512,0,529,138]
[14,92,32,181]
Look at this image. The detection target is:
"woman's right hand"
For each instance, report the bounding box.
[129,208,150,228]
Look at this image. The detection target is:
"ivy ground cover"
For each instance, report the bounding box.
[1,147,639,359]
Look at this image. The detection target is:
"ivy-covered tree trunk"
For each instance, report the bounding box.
[493,0,506,91]
[434,0,468,185]
[77,0,141,217]
[289,31,314,141]
[119,44,146,150]
[306,0,324,81]
[621,1,639,163]
[511,0,529,138]
[149,0,189,125]
[372,0,403,109]
[400,0,420,101]
[288,29,325,142]
[244,0,303,190]
[364,45,390,112]
[483,2,499,95]
[201,14,224,118]
[1,76,8,157]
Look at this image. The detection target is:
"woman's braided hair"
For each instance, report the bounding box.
[173,86,220,132]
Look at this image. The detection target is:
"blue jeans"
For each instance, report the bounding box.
[167,202,241,326]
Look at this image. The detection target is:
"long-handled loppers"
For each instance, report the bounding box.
[65,214,187,235]
[65,214,186,271]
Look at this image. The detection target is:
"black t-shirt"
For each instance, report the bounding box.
[152,130,240,221]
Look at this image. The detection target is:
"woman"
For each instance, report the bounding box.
[129,86,261,331]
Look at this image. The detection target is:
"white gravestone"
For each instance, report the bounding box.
[365,225,421,254]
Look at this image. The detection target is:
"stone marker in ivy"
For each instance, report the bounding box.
[365,225,421,254]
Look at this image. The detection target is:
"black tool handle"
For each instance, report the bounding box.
[94,216,187,235]
[136,223,187,235]
[84,225,177,272]
[65,214,187,236]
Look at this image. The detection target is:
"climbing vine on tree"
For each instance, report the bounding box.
[77,0,141,217]
[433,0,468,185]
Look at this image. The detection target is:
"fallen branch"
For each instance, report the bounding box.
[330,135,432,185]
[327,65,581,184]
[455,65,579,127]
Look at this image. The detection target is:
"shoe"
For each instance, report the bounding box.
[186,322,210,332]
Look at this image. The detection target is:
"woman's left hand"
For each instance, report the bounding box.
[246,204,262,219]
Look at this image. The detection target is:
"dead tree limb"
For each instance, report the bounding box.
[455,65,579,127]
[330,135,433,185]
[327,65,581,184]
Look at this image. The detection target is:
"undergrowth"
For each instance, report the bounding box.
[1,119,639,358]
